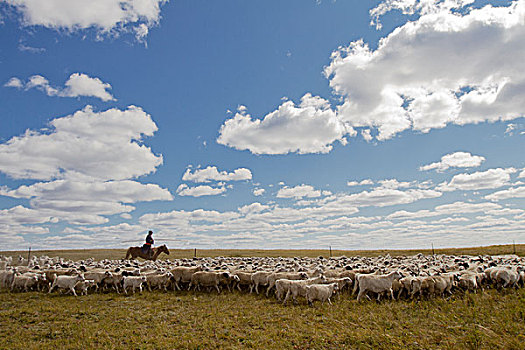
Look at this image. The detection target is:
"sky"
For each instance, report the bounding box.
[0,0,524,251]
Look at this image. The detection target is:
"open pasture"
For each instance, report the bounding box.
[2,243,524,261]
[1,245,525,349]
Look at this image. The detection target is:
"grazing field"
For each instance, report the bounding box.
[1,245,524,349]
[1,287,524,349]
[2,243,524,261]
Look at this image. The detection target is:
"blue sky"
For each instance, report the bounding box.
[0,0,524,251]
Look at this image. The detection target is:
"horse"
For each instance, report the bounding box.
[125,244,170,261]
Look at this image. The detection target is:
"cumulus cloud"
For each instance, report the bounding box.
[485,186,525,201]
[326,1,525,141]
[438,168,517,191]
[276,184,322,199]
[253,188,265,196]
[4,77,23,88]
[3,0,168,40]
[0,109,172,225]
[377,179,413,189]
[4,73,115,101]
[238,202,270,215]
[219,1,525,154]
[420,151,485,172]
[1,178,172,203]
[0,105,161,181]
[182,166,252,183]
[326,187,441,208]
[176,184,226,197]
[387,201,502,220]
[347,179,374,186]
[369,0,476,30]
[217,93,353,155]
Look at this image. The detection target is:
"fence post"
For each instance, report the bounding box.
[513,240,516,255]
[329,246,332,258]
[194,248,197,258]
[431,243,435,256]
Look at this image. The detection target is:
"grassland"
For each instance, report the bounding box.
[1,287,524,349]
[1,245,524,349]
[2,243,524,261]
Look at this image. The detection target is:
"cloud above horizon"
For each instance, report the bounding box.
[0,105,171,225]
[2,0,168,40]
[218,0,525,154]
[420,151,485,172]
[5,73,115,101]
[182,166,252,183]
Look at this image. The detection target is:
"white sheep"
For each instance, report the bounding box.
[83,270,113,291]
[169,266,202,290]
[48,274,85,296]
[282,276,327,305]
[123,275,147,294]
[189,271,237,294]
[266,272,308,297]
[11,273,39,292]
[306,283,339,305]
[145,271,173,291]
[355,271,403,302]
[250,271,272,294]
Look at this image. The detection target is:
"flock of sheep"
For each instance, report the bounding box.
[1,252,524,306]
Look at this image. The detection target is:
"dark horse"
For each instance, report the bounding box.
[125,244,170,261]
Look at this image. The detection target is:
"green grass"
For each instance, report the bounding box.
[1,288,524,349]
[2,243,524,261]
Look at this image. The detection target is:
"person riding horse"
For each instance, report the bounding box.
[142,230,154,259]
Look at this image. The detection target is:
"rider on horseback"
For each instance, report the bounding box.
[142,230,154,259]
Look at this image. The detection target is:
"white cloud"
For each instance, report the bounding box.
[277,184,322,199]
[238,202,269,215]
[377,179,412,189]
[361,129,373,142]
[485,186,525,201]
[326,0,525,141]
[0,179,172,225]
[327,187,441,208]
[420,151,485,172]
[217,93,353,155]
[253,188,265,196]
[4,0,168,40]
[182,166,252,183]
[387,201,502,220]
[176,184,226,197]
[369,0,476,30]
[2,178,172,202]
[505,123,516,135]
[0,105,161,181]
[62,73,115,101]
[219,1,525,154]
[18,43,45,53]
[4,77,23,88]
[25,75,59,96]
[347,179,374,186]
[5,73,115,101]
[438,168,517,191]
